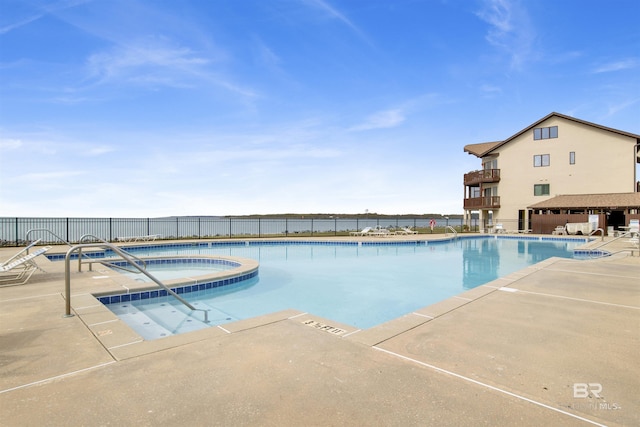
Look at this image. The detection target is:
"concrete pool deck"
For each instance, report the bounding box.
[0,235,638,426]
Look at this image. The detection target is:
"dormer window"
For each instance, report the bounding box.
[534,126,558,140]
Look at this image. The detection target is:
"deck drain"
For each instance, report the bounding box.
[302,319,346,335]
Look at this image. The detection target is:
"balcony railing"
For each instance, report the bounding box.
[464,169,500,186]
[463,196,501,210]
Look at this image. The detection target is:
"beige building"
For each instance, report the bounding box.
[463,112,640,232]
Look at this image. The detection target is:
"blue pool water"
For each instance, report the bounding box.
[111,258,237,282]
[104,236,587,339]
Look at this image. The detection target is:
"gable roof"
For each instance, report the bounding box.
[464,112,640,158]
[527,193,640,210]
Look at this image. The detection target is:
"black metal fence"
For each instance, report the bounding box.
[0,216,472,246]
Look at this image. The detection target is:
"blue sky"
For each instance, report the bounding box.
[1,0,639,217]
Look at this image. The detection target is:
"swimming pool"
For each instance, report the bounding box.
[101,236,588,339]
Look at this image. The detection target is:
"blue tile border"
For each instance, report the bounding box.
[97,269,259,306]
[108,257,241,269]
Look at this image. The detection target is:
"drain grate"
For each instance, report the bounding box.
[302,319,346,335]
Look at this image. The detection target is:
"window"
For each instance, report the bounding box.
[534,154,550,167]
[534,184,550,196]
[569,151,575,164]
[533,126,558,140]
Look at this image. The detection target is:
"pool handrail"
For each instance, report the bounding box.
[64,242,209,323]
[25,229,100,268]
[78,233,148,273]
[582,230,639,257]
[25,228,71,250]
[445,226,458,238]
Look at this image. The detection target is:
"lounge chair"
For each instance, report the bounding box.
[629,219,639,237]
[494,223,505,234]
[552,226,566,235]
[350,227,372,236]
[371,227,394,237]
[1,245,52,286]
[396,227,418,235]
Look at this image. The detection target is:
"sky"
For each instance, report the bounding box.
[1,0,639,218]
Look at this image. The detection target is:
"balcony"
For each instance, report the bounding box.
[464,169,500,186]
[464,196,501,210]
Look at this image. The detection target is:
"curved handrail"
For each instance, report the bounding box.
[64,242,209,323]
[78,233,147,271]
[445,226,458,238]
[24,229,95,268]
[589,228,605,240]
[25,228,72,249]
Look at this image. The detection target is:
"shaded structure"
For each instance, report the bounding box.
[528,192,640,234]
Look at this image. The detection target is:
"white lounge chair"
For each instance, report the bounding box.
[396,227,418,235]
[552,226,566,235]
[1,245,52,286]
[350,227,372,236]
[371,227,394,237]
[494,223,505,234]
[629,219,639,237]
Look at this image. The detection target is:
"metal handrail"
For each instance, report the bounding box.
[589,228,605,240]
[445,226,458,238]
[25,229,97,268]
[78,233,147,272]
[584,231,639,257]
[64,242,209,323]
[25,228,72,250]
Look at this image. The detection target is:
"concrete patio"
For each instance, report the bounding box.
[0,235,638,426]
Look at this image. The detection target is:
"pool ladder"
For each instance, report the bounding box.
[63,242,210,323]
[445,226,458,238]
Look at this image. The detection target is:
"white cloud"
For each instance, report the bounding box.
[0,14,43,35]
[349,109,406,131]
[476,0,537,70]
[86,38,209,86]
[302,0,372,46]
[0,138,22,150]
[83,37,257,98]
[592,58,639,74]
[479,84,502,97]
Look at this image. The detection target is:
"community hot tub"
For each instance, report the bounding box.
[94,255,259,338]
